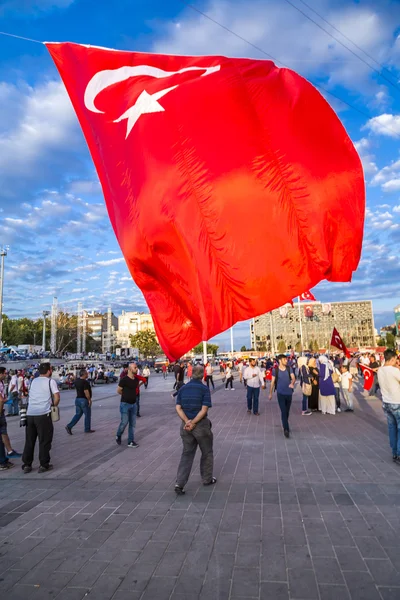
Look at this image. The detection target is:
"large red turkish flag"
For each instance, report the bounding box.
[46,43,365,360]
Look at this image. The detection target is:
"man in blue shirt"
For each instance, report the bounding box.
[175,364,216,495]
[269,354,296,438]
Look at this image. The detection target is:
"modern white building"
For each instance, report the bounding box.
[116,311,155,349]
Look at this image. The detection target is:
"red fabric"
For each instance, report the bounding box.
[46,42,365,360]
[359,364,374,391]
[330,328,351,358]
[265,368,272,381]
[300,291,317,301]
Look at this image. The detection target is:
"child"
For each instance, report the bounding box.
[340,365,353,412]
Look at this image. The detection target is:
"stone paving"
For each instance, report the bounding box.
[1,373,400,600]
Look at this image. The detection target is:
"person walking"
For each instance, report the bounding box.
[142,365,150,389]
[377,349,400,462]
[307,357,319,411]
[162,364,167,379]
[269,354,295,437]
[174,364,216,495]
[224,363,235,390]
[340,365,354,412]
[65,369,95,435]
[115,363,146,447]
[205,363,215,390]
[318,356,336,415]
[0,367,21,460]
[21,363,60,473]
[298,357,312,416]
[244,358,265,415]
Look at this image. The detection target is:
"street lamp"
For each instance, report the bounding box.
[0,246,9,348]
[42,310,50,353]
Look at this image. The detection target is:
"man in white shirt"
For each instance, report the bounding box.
[21,362,60,474]
[377,349,400,463]
[205,363,215,390]
[7,370,20,416]
[243,358,265,416]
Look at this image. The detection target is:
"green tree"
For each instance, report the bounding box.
[386,333,396,349]
[277,340,286,353]
[295,341,302,352]
[130,330,162,357]
[377,337,386,347]
[192,343,219,356]
[240,345,247,352]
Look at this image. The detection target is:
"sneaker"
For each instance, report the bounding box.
[23,465,32,474]
[393,455,398,462]
[247,410,251,414]
[85,430,96,433]
[174,484,185,495]
[65,425,73,435]
[302,411,312,416]
[337,407,341,413]
[137,413,141,418]
[0,461,14,471]
[38,464,53,473]
[203,477,217,486]
[7,450,22,458]
[116,435,122,446]
[230,388,235,391]
[254,412,260,416]
[284,430,290,438]
[127,441,139,448]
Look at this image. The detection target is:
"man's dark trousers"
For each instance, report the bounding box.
[277,393,292,431]
[22,414,54,468]
[247,386,260,414]
[176,418,213,487]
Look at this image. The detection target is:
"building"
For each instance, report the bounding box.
[395,305,400,337]
[116,311,155,349]
[84,311,118,352]
[251,300,375,352]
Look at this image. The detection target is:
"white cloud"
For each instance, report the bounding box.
[364,114,400,137]
[382,179,400,193]
[371,158,400,192]
[152,0,400,95]
[96,258,125,267]
[354,138,378,177]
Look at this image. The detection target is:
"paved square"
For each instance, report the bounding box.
[1,373,400,599]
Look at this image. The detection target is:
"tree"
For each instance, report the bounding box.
[377,337,386,347]
[240,345,247,352]
[192,343,219,356]
[386,333,396,349]
[295,341,302,352]
[277,340,286,353]
[130,330,162,357]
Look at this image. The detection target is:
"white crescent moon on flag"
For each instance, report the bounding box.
[84,64,221,114]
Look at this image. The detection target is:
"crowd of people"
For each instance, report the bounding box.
[0,350,399,493]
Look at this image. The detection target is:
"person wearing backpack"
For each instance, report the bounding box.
[269,354,296,437]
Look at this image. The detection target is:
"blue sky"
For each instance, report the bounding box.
[0,0,400,351]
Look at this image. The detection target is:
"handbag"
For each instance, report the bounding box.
[302,382,312,396]
[49,380,60,422]
[332,370,340,384]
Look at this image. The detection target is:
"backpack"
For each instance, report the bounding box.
[274,366,292,391]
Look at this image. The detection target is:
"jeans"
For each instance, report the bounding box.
[302,393,308,411]
[383,403,400,457]
[247,386,260,413]
[206,375,215,389]
[369,376,379,397]
[116,402,137,443]
[341,389,353,410]
[176,418,213,487]
[334,387,341,409]
[7,393,19,416]
[67,398,91,432]
[136,394,141,415]
[144,377,149,389]
[22,413,54,468]
[277,393,293,431]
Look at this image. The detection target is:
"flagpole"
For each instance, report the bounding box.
[203,340,207,365]
[297,296,304,355]
[269,312,276,356]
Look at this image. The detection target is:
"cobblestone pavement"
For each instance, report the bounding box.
[1,374,400,600]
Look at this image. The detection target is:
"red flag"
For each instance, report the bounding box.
[330,328,351,358]
[46,42,365,360]
[359,364,374,391]
[300,291,317,301]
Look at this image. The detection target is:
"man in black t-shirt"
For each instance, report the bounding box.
[65,369,95,435]
[116,363,146,448]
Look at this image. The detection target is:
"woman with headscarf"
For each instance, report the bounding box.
[307,357,319,411]
[298,357,312,416]
[318,356,336,415]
